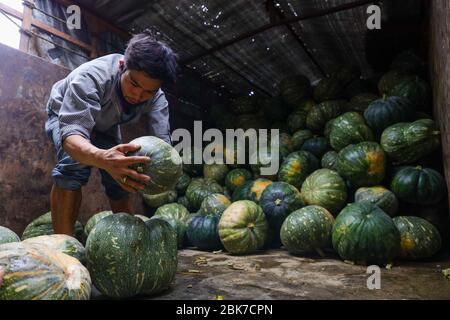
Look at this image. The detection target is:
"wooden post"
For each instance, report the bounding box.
[19,0,33,52]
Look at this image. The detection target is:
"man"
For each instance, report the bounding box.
[45,31,178,236]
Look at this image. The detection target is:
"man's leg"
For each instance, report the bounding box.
[51,184,82,235]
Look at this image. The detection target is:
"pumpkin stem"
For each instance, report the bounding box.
[316,248,326,258]
[415,165,423,170]
[274,199,282,206]
[247,223,255,230]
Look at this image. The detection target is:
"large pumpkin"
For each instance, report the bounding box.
[393,216,441,260]
[186,214,222,251]
[84,211,113,237]
[127,136,183,195]
[345,93,378,114]
[380,119,440,165]
[354,186,398,216]
[279,75,311,107]
[301,169,347,214]
[332,201,400,265]
[185,178,224,211]
[86,213,177,298]
[224,168,252,192]
[0,226,20,245]
[390,166,446,205]
[300,136,330,158]
[218,200,268,254]
[231,178,273,203]
[280,205,335,256]
[175,173,191,196]
[203,163,229,185]
[291,129,313,150]
[0,242,91,300]
[313,78,345,102]
[199,193,231,217]
[287,109,307,133]
[153,203,191,248]
[321,151,338,171]
[306,100,345,133]
[388,76,431,111]
[277,151,319,189]
[142,190,177,208]
[328,112,374,150]
[377,69,409,95]
[336,142,386,188]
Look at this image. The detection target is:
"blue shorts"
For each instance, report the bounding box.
[45,114,129,200]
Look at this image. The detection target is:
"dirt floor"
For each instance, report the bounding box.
[92,249,450,300]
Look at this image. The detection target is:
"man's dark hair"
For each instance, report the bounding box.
[124,31,178,84]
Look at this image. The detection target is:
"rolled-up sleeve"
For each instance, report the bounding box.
[58,74,102,141]
[147,92,172,145]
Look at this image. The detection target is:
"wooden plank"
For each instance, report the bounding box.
[19,0,32,51]
[0,3,23,20]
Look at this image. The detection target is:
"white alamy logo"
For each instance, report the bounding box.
[366,265,381,290]
[66,5,81,30]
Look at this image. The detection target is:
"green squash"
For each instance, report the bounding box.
[177,196,191,210]
[337,142,386,188]
[199,193,231,217]
[175,173,191,196]
[291,129,313,150]
[185,178,224,211]
[388,76,431,111]
[231,178,273,203]
[306,100,345,133]
[287,109,307,133]
[354,186,398,216]
[230,96,258,114]
[378,69,410,95]
[280,205,335,256]
[280,75,311,107]
[301,169,348,214]
[0,226,20,244]
[363,96,414,136]
[86,214,177,298]
[321,151,338,171]
[277,151,319,189]
[300,137,330,158]
[142,190,177,208]
[259,182,305,245]
[186,214,222,251]
[22,234,86,265]
[203,163,229,185]
[225,168,252,192]
[390,166,446,205]
[218,200,268,254]
[313,78,345,102]
[380,119,440,165]
[345,93,378,113]
[332,201,400,265]
[393,216,441,260]
[84,210,113,237]
[153,203,191,248]
[328,112,374,150]
[127,136,183,195]
[0,242,91,300]
[278,133,294,159]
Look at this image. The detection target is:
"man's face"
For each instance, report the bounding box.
[119,63,162,105]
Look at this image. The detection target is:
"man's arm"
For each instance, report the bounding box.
[147,91,172,145]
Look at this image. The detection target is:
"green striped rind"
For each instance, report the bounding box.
[277,151,319,189]
[0,242,91,300]
[354,186,399,216]
[337,142,386,188]
[380,119,440,165]
[199,193,231,217]
[328,112,374,151]
[313,78,345,102]
[300,137,329,158]
[291,129,313,150]
[153,203,190,248]
[225,168,252,192]
[203,164,229,184]
[278,133,294,159]
[175,174,191,196]
[378,69,409,95]
[301,169,348,214]
[390,166,446,205]
[280,75,311,107]
[84,211,113,237]
[186,178,224,211]
[321,151,338,171]
[218,200,268,254]
[232,178,274,203]
[22,234,86,265]
[186,214,222,251]
[345,93,379,113]
[86,213,177,298]
[142,190,177,208]
[306,100,345,133]
[388,76,431,110]
[0,226,20,244]
[332,201,400,265]
[393,216,442,260]
[21,212,84,242]
[280,205,335,255]
[230,96,257,114]
[177,196,191,209]
[287,109,307,133]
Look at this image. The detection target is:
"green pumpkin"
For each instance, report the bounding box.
[280,75,311,107]
[380,119,440,165]
[280,205,335,256]
[218,200,268,254]
[261,96,289,122]
[306,100,345,133]
[300,137,330,158]
[291,129,313,150]
[185,178,224,211]
[127,136,183,195]
[390,166,446,205]
[332,201,400,265]
[293,99,315,113]
[354,186,398,216]
[313,78,345,102]
[177,196,191,210]
[153,203,191,248]
[199,193,231,217]
[287,109,307,133]
[277,151,319,189]
[22,234,86,265]
[301,169,347,214]
[203,163,229,185]
[328,112,374,150]
[259,182,305,245]
[175,173,191,196]
[337,142,386,188]
[388,76,431,111]
[0,226,20,244]
[0,242,91,300]
[278,133,294,159]
[225,168,252,192]
[142,190,177,208]
[321,151,338,171]
[86,213,177,298]
[393,216,441,260]
[363,96,414,136]
[84,210,113,237]
[345,93,379,113]
[230,96,257,114]
[378,69,410,95]
[232,178,273,203]
[186,214,222,251]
